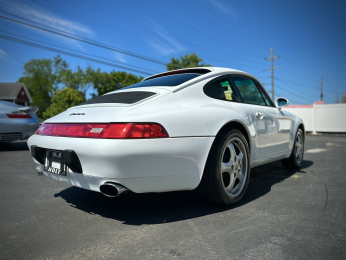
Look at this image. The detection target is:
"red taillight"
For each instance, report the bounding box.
[35,123,108,138]
[36,123,169,139]
[6,112,31,118]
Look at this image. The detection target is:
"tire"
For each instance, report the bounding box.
[282,128,304,169]
[199,129,251,206]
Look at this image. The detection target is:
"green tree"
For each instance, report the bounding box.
[18,55,68,118]
[43,88,85,119]
[60,66,98,98]
[92,71,143,97]
[166,53,211,71]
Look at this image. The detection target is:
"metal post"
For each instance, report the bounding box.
[265,48,280,100]
[320,75,323,101]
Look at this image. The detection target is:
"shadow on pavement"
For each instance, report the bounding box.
[54,160,313,226]
[0,141,29,152]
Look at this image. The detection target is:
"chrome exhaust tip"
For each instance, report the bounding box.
[100,182,128,197]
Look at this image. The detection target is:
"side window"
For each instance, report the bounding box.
[204,77,242,102]
[261,92,273,106]
[255,81,275,107]
[231,76,267,106]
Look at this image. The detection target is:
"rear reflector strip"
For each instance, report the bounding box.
[35,123,169,139]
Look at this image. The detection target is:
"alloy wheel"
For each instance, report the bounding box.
[220,137,248,198]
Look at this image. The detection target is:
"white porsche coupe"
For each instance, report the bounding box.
[28,67,305,206]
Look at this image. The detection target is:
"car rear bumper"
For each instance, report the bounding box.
[0,118,40,142]
[27,135,214,193]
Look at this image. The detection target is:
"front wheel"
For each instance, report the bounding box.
[199,129,250,206]
[282,128,304,169]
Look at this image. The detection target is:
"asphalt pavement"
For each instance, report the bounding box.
[0,135,345,260]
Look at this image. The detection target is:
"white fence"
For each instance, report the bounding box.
[283,103,346,133]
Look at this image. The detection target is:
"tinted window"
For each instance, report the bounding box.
[122,73,201,89]
[232,76,267,106]
[204,77,241,102]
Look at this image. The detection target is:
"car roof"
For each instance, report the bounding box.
[142,67,245,82]
[142,67,256,93]
[109,67,258,95]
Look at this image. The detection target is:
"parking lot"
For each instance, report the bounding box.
[0,134,345,260]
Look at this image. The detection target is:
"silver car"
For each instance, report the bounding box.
[0,101,41,142]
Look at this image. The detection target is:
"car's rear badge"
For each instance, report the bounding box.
[69,113,85,116]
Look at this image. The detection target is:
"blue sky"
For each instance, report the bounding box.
[0,0,345,104]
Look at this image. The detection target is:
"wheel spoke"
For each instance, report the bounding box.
[227,143,237,163]
[295,147,300,157]
[221,162,233,174]
[225,173,235,192]
[236,171,243,182]
[237,150,243,164]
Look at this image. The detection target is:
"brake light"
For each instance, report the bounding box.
[35,123,108,138]
[6,111,31,118]
[36,123,169,139]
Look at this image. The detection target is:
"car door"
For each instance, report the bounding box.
[231,75,291,154]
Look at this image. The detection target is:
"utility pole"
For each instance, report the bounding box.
[265,48,280,100]
[336,93,339,103]
[320,75,324,101]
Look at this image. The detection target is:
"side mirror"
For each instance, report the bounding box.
[276,97,289,110]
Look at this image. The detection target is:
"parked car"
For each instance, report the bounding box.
[28,67,305,206]
[0,101,40,142]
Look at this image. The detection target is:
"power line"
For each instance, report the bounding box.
[46,0,267,67]
[277,65,319,82]
[195,0,322,84]
[196,0,271,50]
[174,0,268,52]
[274,75,319,89]
[0,30,159,74]
[324,84,338,93]
[275,85,317,102]
[35,0,173,51]
[0,11,168,65]
[275,77,317,96]
[0,34,155,75]
[277,55,321,79]
[132,0,264,58]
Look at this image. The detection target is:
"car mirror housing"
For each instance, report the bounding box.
[276,97,289,110]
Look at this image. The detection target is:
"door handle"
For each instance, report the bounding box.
[255,112,264,119]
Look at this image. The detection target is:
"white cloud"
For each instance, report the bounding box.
[1,1,94,49]
[146,19,185,56]
[208,0,237,20]
[0,49,14,63]
[114,52,126,63]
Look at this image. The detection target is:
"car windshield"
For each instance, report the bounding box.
[122,73,202,89]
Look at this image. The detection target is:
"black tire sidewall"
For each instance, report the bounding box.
[213,130,251,205]
[293,128,304,167]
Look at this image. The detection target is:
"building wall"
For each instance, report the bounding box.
[16,86,30,106]
[283,103,346,133]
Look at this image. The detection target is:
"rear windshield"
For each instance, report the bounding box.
[122,73,202,90]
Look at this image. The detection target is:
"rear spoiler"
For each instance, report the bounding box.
[19,106,39,114]
[142,68,212,82]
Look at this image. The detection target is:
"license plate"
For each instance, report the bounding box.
[45,150,67,176]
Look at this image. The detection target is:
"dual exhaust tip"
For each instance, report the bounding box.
[99,182,128,197]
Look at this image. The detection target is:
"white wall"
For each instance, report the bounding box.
[283,103,346,133]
